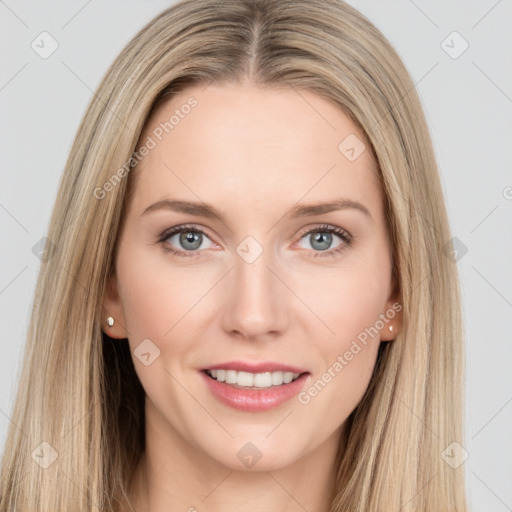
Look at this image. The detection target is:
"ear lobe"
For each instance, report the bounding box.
[379,278,403,342]
[101,272,128,339]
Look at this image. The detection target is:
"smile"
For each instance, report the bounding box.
[205,369,302,389]
[200,363,310,412]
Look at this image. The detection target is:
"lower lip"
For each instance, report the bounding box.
[201,371,309,412]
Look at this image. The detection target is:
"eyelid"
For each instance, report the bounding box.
[295,223,352,241]
[158,223,216,242]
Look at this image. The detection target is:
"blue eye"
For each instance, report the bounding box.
[158,223,352,258]
[158,225,214,257]
[297,224,352,257]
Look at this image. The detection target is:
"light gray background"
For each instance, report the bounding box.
[1,1,511,510]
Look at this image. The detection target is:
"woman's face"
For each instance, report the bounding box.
[104,82,400,472]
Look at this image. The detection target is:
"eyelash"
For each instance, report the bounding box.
[157,223,353,259]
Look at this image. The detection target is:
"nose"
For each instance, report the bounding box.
[220,244,289,341]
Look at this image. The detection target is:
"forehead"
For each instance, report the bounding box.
[129,82,382,219]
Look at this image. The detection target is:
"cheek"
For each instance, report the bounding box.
[295,268,386,430]
[297,257,390,343]
[115,245,209,411]
[294,254,390,395]
[115,241,206,345]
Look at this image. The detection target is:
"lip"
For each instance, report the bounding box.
[200,365,310,412]
[201,360,308,374]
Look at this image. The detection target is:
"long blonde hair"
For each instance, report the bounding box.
[0,0,467,510]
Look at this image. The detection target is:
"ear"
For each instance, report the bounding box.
[101,271,128,339]
[379,274,402,342]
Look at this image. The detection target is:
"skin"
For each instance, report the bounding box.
[103,81,402,512]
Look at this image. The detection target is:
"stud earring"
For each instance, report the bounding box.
[389,325,393,332]
[106,316,115,327]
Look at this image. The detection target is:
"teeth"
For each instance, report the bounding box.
[271,371,284,385]
[253,372,271,388]
[237,371,254,386]
[206,369,301,388]
[225,370,237,384]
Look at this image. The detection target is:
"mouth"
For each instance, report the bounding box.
[200,362,310,412]
[203,368,304,389]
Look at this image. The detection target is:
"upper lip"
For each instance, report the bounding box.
[202,361,309,374]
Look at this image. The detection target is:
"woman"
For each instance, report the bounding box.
[0,0,468,510]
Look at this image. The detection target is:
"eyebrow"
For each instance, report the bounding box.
[142,198,372,221]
